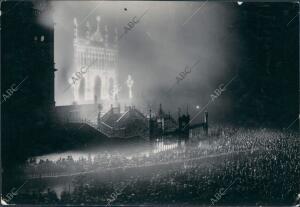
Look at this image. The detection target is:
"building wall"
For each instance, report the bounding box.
[1,1,55,166]
[72,18,118,106]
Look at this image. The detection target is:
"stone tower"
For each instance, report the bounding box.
[72,16,118,109]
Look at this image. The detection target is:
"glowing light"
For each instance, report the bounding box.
[68,78,73,85]
[237,1,243,5]
[153,142,178,153]
[73,18,77,26]
[196,105,200,109]
[126,75,134,99]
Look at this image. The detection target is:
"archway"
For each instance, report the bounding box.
[79,78,85,100]
[94,76,102,102]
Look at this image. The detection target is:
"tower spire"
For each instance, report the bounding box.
[86,21,91,40]
[114,27,118,48]
[104,25,109,47]
[91,16,103,42]
[96,16,101,32]
[73,17,78,42]
[159,103,163,116]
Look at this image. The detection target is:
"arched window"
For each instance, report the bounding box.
[94,76,102,101]
[79,78,85,100]
[41,35,45,42]
[108,77,114,98]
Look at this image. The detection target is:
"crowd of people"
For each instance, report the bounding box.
[15,127,299,205]
[23,127,295,178]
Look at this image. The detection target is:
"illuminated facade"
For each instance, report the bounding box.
[72,16,119,109]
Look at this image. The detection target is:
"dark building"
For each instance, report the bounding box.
[1,1,55,166]
[147,104,209,142]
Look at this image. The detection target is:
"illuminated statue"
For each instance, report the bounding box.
[126,75,134,100]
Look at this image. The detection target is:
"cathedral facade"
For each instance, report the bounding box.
[72,16,119,108]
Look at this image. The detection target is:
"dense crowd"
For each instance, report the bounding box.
[23,127,293,178]
[14,127,299,205]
